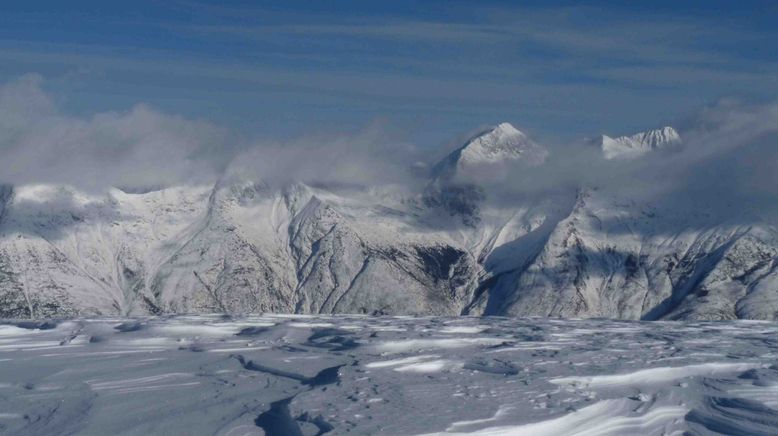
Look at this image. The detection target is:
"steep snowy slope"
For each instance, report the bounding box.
[432,122,548,179]
[1,123,777,320]
[425,123,548,226]
[148,179,477,316]
[0,180,478,318]
[463,186,778,321]
[0,184,212,317]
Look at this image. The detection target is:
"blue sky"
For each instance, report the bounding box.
[1,0,777,146]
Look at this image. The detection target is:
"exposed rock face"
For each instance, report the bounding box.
[1,123,777,320]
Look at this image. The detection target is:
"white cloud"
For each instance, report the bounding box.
[226,120,422,189]
[2,73,778,231]
[0,74,229,191]
[0,75,422,192]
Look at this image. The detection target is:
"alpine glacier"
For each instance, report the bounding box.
[1,123,777,321]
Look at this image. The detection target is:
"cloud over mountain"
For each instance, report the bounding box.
[1,73,778,229]
[0,74,229,191]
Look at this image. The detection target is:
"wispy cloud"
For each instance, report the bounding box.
[181,22,505,44]
[157,4,778,103]
[1,2,776,142]
[171,5,775,68]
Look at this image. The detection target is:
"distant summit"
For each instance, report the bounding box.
[457,123,548,166]
[432,122,548,179]
[599,126,682,160]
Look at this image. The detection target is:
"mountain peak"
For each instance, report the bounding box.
[458,122,546,165]
[601,126,682,160]
[432,122,548,180]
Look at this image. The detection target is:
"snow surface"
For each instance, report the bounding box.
[455,123,548,167]
[1,315,777,435]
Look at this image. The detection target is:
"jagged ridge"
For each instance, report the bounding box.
[600,126,682,159]
[1,124,776,321]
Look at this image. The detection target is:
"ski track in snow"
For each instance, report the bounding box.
[0,315,777,435]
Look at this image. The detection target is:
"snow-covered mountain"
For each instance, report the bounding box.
[599,126,682,159]
[424,123,547,226]
[432,122,547,179]
[1,123,777,320]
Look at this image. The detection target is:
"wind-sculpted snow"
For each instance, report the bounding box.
[1,315,777,435]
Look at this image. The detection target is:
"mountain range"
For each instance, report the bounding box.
[2,123,776,320]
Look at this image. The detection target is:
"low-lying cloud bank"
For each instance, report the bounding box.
[0,74,230,191]
[1,74,778,226]
[473,98,778,225]
[0,74,423,192]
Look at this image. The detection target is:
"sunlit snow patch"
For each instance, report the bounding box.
[419,399,686,436]
[373,338,508,354]
[550,362,765,388]
[439,326,488,334]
